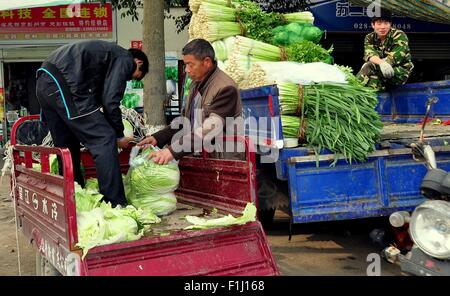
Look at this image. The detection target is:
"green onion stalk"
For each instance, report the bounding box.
[281,115,301,138]
[278,82,383,164]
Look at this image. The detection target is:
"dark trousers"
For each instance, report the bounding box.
[36,73,127,207]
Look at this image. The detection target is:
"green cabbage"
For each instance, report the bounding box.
[127,160,179,193]
[76,201,160,258]
[128,192,177,216]
[50,154,58,175]
[76,208,108,258]
[125,148,180,216]
[85,178,99,192]
[184,203,257,230]
[74,182,103,212]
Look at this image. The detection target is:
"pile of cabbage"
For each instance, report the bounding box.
[75,148,258,258]
[75,179,161,258]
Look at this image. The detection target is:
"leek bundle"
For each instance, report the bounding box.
[224,36,282,84]
[278,82,383,164]
[197,2,237,22]
[281,115,301,138]
[188,3,240,42]
[195,22,241,42]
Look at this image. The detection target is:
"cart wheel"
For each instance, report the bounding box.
[36,252,61,276]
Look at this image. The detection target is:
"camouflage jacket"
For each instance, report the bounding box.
[363,28,414,74]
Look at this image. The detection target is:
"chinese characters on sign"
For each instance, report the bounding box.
[18,185,60,222]
[336,2,366,17]
[310,0,450,33]
[0,3,113,42]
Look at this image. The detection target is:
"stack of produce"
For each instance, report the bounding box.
[223,36,283,84]
[188,0,316,44]
[278,82,383,164]
[272,22,323,46]
[188,0,330,86]
[75,179,161,258]
[191,2,241,42]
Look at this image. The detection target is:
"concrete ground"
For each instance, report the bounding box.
[266,211,402,275]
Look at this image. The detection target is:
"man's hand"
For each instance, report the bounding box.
[379,61,395,78]
[137,136,158,149]
[147,148,174,165]
[117,137,133,149]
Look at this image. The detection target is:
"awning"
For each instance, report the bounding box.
[349,0,450,24]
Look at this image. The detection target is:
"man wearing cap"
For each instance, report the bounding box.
[357,9,414,90]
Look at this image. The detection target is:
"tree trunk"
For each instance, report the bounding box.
[143,0,166,126]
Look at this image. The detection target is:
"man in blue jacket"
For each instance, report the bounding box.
[36,40,149,207]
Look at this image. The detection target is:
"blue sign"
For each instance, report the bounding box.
[310,0,450,33]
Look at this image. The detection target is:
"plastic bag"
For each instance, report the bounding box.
[125,146,179,216]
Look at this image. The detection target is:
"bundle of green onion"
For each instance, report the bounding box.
[278,82,383,164]
[189,1,242,42]
[278,83,303,115]
[281,115,301,138]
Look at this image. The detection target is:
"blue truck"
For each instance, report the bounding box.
[240,80,450,226]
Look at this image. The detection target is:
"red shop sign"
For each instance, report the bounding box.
[0,3,113,42]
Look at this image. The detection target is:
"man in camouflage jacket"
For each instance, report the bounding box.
[357,9,414,90]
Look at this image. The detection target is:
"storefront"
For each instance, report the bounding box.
[0,2,116,144]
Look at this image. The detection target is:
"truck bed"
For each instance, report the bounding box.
[381,123,450,141]
[240,81,450,224]
[146,201,223,237]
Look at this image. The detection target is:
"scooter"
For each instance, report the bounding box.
[384,97,450,276]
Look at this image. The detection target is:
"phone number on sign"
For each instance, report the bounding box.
[353,23,412,30]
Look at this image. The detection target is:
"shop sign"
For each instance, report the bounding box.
[0,3,114,43]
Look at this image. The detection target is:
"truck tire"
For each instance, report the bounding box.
[36,252,61,276]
